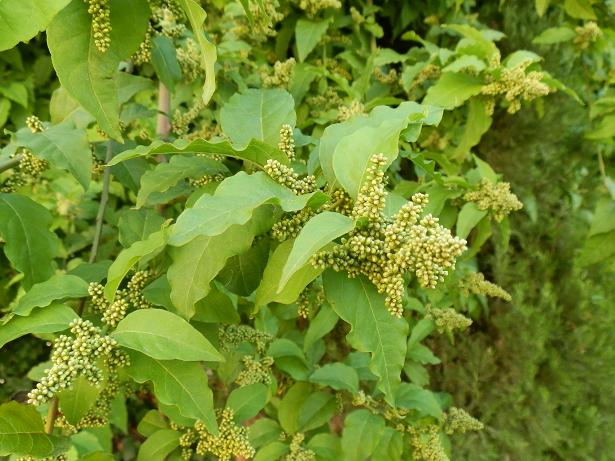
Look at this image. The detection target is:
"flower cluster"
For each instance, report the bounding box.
[264,159,316,195]
[426,307,472,334]
[172,100,205,137]
[27,319,122,405]
[285,433,316,461]
[374,67,399,85]
[271,208,315,241]
[126,270,153,309]
[407,425,449,461]
[187,409,255,460]
[219,324,273,354]
[177,38,202,81]
[464,178,523,222]
[189,173,226,188]
[132,25,153,64]
[313,154,466,316]
[236,355,274,386]
[16,456,67,461]
[278,123,296,161]
[460,272,512,301]
[84,0,111,53]
[296,0,341,16]
[444,407,484,435]
[152,2,186,38]
[574,21,602,49]
[337,100,366,121]
[481,60,551,113]
[262,58,296,88]
[25,115,44,133]
[248,0,284,40]
[297,282,325,318]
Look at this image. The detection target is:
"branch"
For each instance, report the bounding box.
[45,397,59,434]
[0,155,22,174]
[156,82,171,141]
[89,141,113,264]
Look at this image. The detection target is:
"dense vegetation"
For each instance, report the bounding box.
[0,0,613,460]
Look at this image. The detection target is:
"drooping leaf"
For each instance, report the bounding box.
[341,409,385,461]
[323,270,408,403]
[423,72,484,109]
[169,172,327,247]
[303,304,338,351]
[150,35,181,92]
[136,429,180,461]
[0,304,77,348]
[104,224,170,301]
[295,18,330,62]
[107,137,289,167]
[15,122,91,189]
[395,382,443,419]
[226,383,269,423]
[456,202,488,239]
[277,382,311,434]
[118,209,166,248]
[220,89,296,148]
[47,0,149,140]
[0,0,71,51]
[126,351,217,433]
[454,98,492,159]
[111,309,223,362]
[0,193,60,288]
[13,274,89,316]
[309,363,359,393]
[58,376,101,426]
[0,401,69,457]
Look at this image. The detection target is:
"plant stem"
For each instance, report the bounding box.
[156,82,171,141]
[45,397,59,434]
[0,155,22,174]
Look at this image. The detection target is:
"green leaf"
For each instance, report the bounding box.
[395,383,443,419]
[169,172,327,247]
[454,99,492,159]
[0,401,69,457]
[588,198,615,237]
[586,115,615,140]
[309,363,359,393]
[118,209,166,248]
[268,338,311,380]
[323,270,408,403]
[47,0,149,140]
[341,409,385,461]
[0,193,60,288]
[192,285,240,324]
[372,427,404,461]
[532,27,576,44]
[563,0,596,19]
[15,122,91,189]
[535,0,550,16]
[303,304,338,351]
[220,89,296,148]
[226,383,269,423]
[456,202,488,239]
[307,433,342,460]
[295,18,330,62]
[104,224,170,301]
[0,82,27,107]
[126,351,218,433]
[217,237,270,296]
[423,72,484,110]
[13,274,89,316]
[137,155,227,208]
[255,239,323,310]
[0,0,71,51]
[58,376,101,426]
[136,430,180,461]
[111,309,223,362]
[107,137,289,167]
[176,0,217,104]
[168,224,255,320]
[407,318,435,349]
[298,391,336,432]
[150,35,181,92]
[0,304,77,348]
[279,212,354,290]
[137,410,168,437]
[278,382,311,434]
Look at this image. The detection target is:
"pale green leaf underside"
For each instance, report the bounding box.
[0,304,77,349]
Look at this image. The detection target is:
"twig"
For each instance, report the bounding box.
[45,397,59,434]
[0,155,22,174]
[156,82,171,141]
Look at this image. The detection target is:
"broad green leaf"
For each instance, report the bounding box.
[268,338,311,380]
[15,122,91,189]
[177,0,217,104]
[456,202,488,239]
[255,239,323,310]
[279,212,354,290]
[137,410,168,437]
[104,224,170,301]
[323,270,408,403]
[586,115,615,140]
[309,363,359,393]
[303,304,338,351]
[150,35,181,92]
[0,0,71,51]
[407,318,435,349]
[295,18,330,62]
[118,209,166,248]
[169,172,327,246]
[0,304,77,348]
[136,430,180,461]
[307,433,342,460]
[443,55,486,73]
[13,274,89,316]
[372,427,404,461]
[563,0,596,19]
[111,309,223,362]
[168,224,255,320]
[0,82,27,107]
[578,230,615,266]
[454,98,492,159]
[47,0,149,140]
[341,409,385,461]
[277,382,311,434]
[407,343,441,364]
[217,237,270,296]
[58,376,101,426]
[298,391,336,432]
[226,383,269,422]
[0,401,69,457]
[80,453,115,461]
[532,26,576,44]
[535,0,550,16]
[254,442,289,461]
[126,351,218,433]
[423,72,484,109]
[249,419,282,449]
[137,155,227,208]
[395,383,443,419]
[320,102,442,196]
[220,89,296,148]
[588,198,615,237]
[107,137,289,167]
[192,285,240,324]
[0,193,60,288]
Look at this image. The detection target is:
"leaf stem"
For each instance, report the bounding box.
[45,397,59,434]
[0,155,22,174]
[156,82,171,141]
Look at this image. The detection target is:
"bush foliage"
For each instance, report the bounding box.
[0,0,613,460]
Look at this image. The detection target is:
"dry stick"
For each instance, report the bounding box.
[0,154,23,174]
